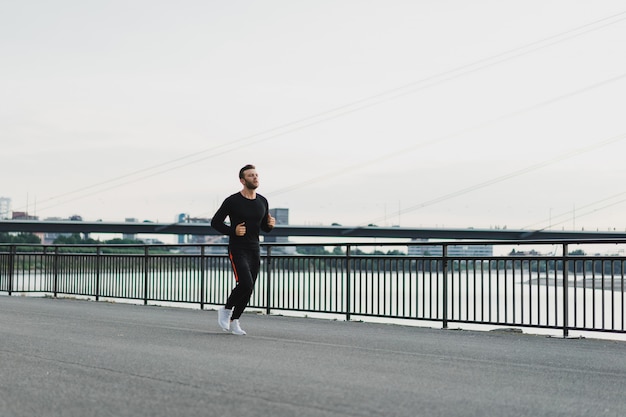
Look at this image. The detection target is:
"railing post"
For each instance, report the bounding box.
[200,245,206,310]
[346,244,351,321]
[95,246,101,302]
[562,243,569,338]
[53,246,59,298]
[442,244,448,329]
[8,245,15,296]
[143,245,149,305]
[266,245,272,315]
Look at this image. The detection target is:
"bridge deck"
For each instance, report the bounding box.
[1,296,625,417]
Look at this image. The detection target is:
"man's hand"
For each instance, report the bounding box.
[235,222,246,236]
[267,213,276,229]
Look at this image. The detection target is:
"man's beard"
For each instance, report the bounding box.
[244,180,258,190]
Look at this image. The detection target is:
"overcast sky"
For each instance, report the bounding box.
[2,1,626,231]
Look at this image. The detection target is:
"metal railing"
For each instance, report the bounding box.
[1,240,625,337]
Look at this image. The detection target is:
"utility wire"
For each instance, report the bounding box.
[20,10,626,216]
[267,72,626,197]
[524,191,626,231]
[20,12,626,214]
[361,132,626,227]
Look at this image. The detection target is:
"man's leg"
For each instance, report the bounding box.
[226,249,260,320]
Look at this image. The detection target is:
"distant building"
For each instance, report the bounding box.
[177,213,187,244]
[0,197,10,219]
[12,211,37,220]
[408,239,493,257]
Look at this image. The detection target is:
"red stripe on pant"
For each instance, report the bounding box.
[229,251,240,282]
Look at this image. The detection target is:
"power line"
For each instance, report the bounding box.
[20,10,626,215]
[524,191,626,231]
[267,72,626,197]
[362,132,626,227]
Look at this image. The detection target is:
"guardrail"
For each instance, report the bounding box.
[1,240,625,337]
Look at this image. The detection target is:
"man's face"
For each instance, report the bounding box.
[241,169,259,189]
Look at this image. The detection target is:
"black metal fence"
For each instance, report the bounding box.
[1,240,625,337]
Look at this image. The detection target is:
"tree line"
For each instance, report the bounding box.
[0,232,145,245]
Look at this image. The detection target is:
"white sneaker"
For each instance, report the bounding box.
[218,307,233,331]
[231,319,246,336]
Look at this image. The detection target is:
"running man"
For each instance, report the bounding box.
[211,164,275,335]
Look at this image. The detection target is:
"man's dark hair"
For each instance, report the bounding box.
[239,164,256,179]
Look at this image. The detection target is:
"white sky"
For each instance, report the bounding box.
[2,1,626,231]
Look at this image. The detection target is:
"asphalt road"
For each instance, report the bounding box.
[1,296,625,417]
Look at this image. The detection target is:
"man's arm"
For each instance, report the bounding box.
[211,200,233,236]
[262,212,275,232]
[260,198,275,233]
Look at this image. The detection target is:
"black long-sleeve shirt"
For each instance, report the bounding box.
[211,192,272,249]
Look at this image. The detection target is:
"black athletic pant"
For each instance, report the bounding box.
[225,247,260,320]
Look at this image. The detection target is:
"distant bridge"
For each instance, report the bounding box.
[2,220,626,241]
